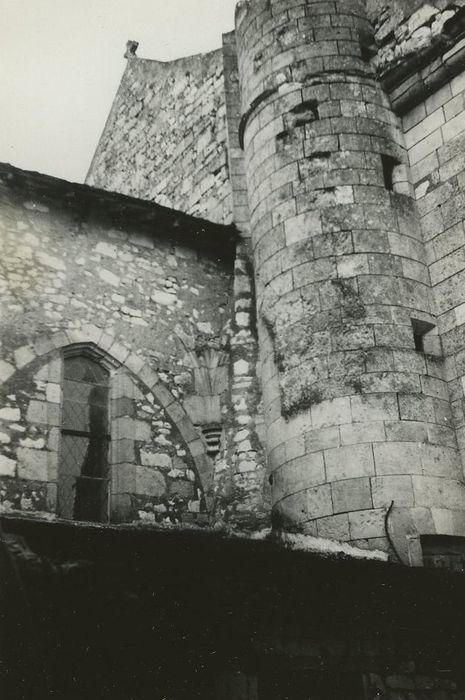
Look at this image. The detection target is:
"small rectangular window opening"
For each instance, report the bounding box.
[411,318,435,352]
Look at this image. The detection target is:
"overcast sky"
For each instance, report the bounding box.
[0,0,238,183]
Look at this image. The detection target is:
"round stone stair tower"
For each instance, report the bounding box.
[235,0,465,562]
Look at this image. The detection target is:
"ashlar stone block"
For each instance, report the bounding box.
[325,443,375,481]
[135,466,166,497]
[331,477,372,513]
[340,421,386,445]
[305,426,340,453]
[26,401,60,426]
[350,393,398,422]
[311,396,351,428]
[373,442,423,475]
[273,453,325,500]
[348,508,386,539]
[316,512,350,541]
[412,475,465,510]
[371,475,414,508]
[306,483,333,519]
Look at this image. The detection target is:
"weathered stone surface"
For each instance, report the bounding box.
[0,360,15,382]
[16,447,49,481]
[332,478,373,514]
[348,508,386,540]
[0,408,21,422]
[0,454,16,477]
[86,50,232,225]
[325,444,375,482]
[140,451,172,469]
[134,466,166,497]
[306,484,333,519]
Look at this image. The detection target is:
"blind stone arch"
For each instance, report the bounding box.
[1,327,215,519]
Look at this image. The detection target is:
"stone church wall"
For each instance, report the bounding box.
[0,164,245,525]
[86,49,233,225]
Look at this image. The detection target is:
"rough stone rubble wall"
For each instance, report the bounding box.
[86,50,233,226]
[0,167,268,525]
[401,70,465,484]
[219,31,269,526]
[367,0,465,75]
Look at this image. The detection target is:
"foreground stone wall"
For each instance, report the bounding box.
[218,664,465,700]
[86,50,232,225]
[401,70,465,485]
[0,164,258,524]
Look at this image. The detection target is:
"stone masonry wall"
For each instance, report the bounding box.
[235,0,465,560]
[0,164,249,525]
[401,70,465,493]
[368,1,465,76]
[86,50,232,225]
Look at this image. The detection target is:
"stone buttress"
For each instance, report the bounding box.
[235,0,465,560]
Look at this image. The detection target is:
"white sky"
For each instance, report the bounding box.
[0,0,238,183]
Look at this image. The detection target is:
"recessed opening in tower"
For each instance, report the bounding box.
[291,99,319,127]
[381,154,398,190]
[276,129,291,149]
[381,154,410,195]
[359,32,376,62]
[411,318,435,352]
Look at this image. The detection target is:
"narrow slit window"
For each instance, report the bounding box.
[381,154,397,190]
[411,318,435,353]
[359,32,376,62]
[58,355,110,522]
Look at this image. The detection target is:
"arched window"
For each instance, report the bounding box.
[57,354,110,522]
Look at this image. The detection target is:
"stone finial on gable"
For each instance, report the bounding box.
[124,40,139,59]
